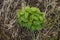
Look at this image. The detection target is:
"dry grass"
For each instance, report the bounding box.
[0,0,60,40]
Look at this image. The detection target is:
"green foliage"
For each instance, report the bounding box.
[17,6,46,31]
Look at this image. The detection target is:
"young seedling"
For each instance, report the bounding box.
[18,6,46,31]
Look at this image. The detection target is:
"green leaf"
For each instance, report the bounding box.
[33,21,40,25]
[39,16,43,21]
[30,15,38,20]
[31,26,36,30]
[24,12,29,18]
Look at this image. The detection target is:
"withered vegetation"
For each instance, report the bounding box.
[0,0,60,40]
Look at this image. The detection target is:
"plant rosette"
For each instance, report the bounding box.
[18,6,46,31]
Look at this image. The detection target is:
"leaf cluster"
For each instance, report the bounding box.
[18,6,46,31]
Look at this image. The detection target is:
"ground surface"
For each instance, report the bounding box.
[0,0,60,40]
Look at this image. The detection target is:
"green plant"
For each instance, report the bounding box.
[18,6,46,31]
